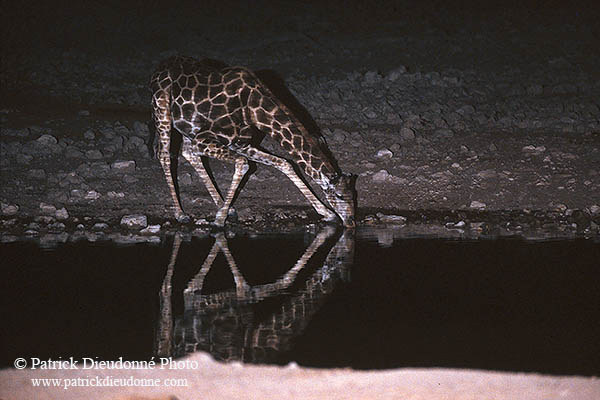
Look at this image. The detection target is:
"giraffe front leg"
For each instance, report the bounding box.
[235,146,338,223]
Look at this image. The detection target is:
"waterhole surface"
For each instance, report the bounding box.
[1,228,598,376]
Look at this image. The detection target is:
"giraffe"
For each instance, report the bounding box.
[150,56,356,227]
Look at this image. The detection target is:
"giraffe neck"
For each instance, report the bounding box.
[244,71,342,190]
[274,122,340,186]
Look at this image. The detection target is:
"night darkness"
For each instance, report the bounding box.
[1,0,600,399]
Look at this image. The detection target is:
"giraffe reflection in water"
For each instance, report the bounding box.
[155,227,354,363]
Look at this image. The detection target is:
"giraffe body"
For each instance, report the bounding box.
[150,56,355,227]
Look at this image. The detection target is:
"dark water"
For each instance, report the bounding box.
[1,229,599,376]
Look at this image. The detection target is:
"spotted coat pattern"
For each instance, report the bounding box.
[150,56,355,227]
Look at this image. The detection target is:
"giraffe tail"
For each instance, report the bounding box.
[147,119,159,159]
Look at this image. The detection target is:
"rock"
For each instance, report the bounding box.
[107,191,125,199]
[390,176,408,184]
[435,128,454,138]
[120,214,148,230]
[180,172,193,186]
[39,202,57,215]
[36,134,58,145]
[469,201,486,210]
[140,224,161,235]
[378,214,407,224]
[375,148,393,159]
[400,127,415,141]
[85,190,101,200]
[100,127,116,140]
[28,169,46,179]
[477,169,498,179]
[86,149,104,160]
[332,128,348,142]
[70,189,84,198]
[364,109,377,119]
[589,205,600,216]
[489,143,498,152]
[123,175,138,184]
[55,207,69,220]
[111,160,136,173]
[65,147,84,158]
[133,121,149,136]
[48,222,66,232]
[1,203,19,216]
[16,153,33,164]
[92,222,109,231]
[522,145,546,154]
[456,105,475,115]
[125,136,145,151]
[363,71,381,84]
[83,130,95,140]
[386,66,407,81]
[372,169,392,183]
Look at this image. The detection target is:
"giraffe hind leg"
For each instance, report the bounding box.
[181,137,238,219]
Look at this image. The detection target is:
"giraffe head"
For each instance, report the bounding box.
[324,173,357,228]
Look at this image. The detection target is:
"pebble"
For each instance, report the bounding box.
[120,214,148,230]
[522,145,546,154]
[28,169,47,179]
[55,207,69,220]
[477,169,498,179]
[123,175,138,184]
[180,172,193,186]
[48,222,66,232]
[111,160,136,173]
[140,224,161,235]
[36,134,58,146]
[86,149,104,160]
[107,191,125,199]
[84,190,101,200]
[332,128,347,142]
[364,109,377,119]
[435,128,454,138]
[83,130,95,140]
[1,203,19,216]
[469,201,486,209]
[133,121,149,136]
[589,205,600,216]
[377,214,407,224]
[39,202,57,215]
[92,222,109,231]
[386,66,407,81]
[400,127,416,141]
[375,148,393,159]
[372,169,392,183]
[363,71,381,85]
[66,146,85,158]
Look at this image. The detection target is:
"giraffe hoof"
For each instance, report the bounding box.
[175,214,191,224]
[212,219,226,228]
[321,212,339,223]
[228,207,238,219]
